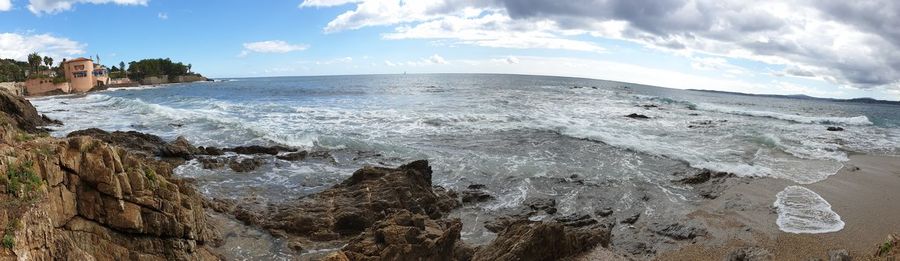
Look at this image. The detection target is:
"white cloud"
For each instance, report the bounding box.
[0,0,12,11]
[314,0,900,91]
[27,0,149,15]
[157,12,167,20]
[240,40,309,57]
[0,33,85,61]
[299,0,361,8]
[428,54,447,64]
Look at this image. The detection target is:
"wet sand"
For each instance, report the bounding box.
[657,154,900,260]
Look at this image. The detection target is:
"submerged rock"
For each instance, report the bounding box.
[224,145,297,155]
[826,126,845,131]
[228,158,265,172]
[625,113,650,119]
[461,185,494,203]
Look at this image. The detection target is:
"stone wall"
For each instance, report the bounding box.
[173,75,208,83]
[140,75,170,85]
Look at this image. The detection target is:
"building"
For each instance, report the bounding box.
[63,57,106,92]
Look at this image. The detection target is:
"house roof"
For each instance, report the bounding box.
[64,57,92,63]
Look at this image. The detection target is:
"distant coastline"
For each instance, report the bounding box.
[687,88,900,105]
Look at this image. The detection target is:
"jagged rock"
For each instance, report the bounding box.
[461,187,493,203]
[616,241,653,255]
[224,145,297,155]
[338,210,471,261]
[230,160,460,245]
[725,247,772,261]
[472,220,611,261]
[826,126,845,132]
[67,128,203,160]
[647,220,707,240]
[625,113,650,119]
[524,198,557,214]
[0,89,59,132]
[228,158,265,172]
[673,169,741,199]
[197,146,224,156]
[162,136,202,159]
[0,135,219,260]
[827,249,850,261]
[483,197,559,233]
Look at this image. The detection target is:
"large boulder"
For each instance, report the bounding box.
[0,135,220,260]
[67,128,201,159]
[339,210,472,261]
[230,160,460,243]
[0,89,59,132]
[472,220,612,261]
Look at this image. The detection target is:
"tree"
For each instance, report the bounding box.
[27,53,42,73]
[43,56,53,69]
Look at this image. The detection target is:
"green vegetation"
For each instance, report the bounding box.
[14,133,33,142]
[127,58,197,81]
[3,161,42,198]
[2,218,20,250]
[1,234,12,249]
[0,59,29,82]
[144,167,157,183]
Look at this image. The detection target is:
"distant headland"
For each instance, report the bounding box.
[0,53,209,97]
[688,89,900,105]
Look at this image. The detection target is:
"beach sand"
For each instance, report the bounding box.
[657,154,900,260]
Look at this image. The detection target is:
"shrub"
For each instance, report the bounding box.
[1,234,12,249]
[5,161,42,198]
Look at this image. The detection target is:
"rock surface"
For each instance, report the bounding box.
[224,160,461,245]
[724,247,772,261]
[339,210,472,261]
[472,220,611,261]
[0,90,219,260]
[67,128,201,160]
[0,89,60,133]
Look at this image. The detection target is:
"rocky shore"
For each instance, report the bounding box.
[1,88,898,260]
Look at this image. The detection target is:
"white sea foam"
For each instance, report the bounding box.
[696,103,873,125]
[773,186,845,234]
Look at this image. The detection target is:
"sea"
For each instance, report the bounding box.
[29,74,900,257]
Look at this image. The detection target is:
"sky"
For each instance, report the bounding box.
[1,0,899,100]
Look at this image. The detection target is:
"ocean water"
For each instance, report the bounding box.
[29,74,900,241]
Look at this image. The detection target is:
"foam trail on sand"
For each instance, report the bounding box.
[774,186,845,234]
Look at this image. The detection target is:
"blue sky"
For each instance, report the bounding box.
[1,0,899,100]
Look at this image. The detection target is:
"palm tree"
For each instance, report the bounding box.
[43,56,53,69]
[27,53,42,74]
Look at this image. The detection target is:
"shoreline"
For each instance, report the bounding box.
[658,154,900,260]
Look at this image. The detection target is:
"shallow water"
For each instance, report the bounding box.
[29,74,900,253]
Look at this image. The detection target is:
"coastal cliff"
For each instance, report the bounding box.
[0,90,219,260]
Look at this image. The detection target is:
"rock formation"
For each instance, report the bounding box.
[0,90,220,260]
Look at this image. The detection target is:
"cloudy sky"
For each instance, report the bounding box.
[1,0,899,100]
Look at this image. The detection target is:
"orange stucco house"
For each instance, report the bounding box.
[63,57,108,93]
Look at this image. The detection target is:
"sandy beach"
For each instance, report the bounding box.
[658,154,900,260]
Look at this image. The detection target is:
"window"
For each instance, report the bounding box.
[74,65,85,70]
[73,72,87,78]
